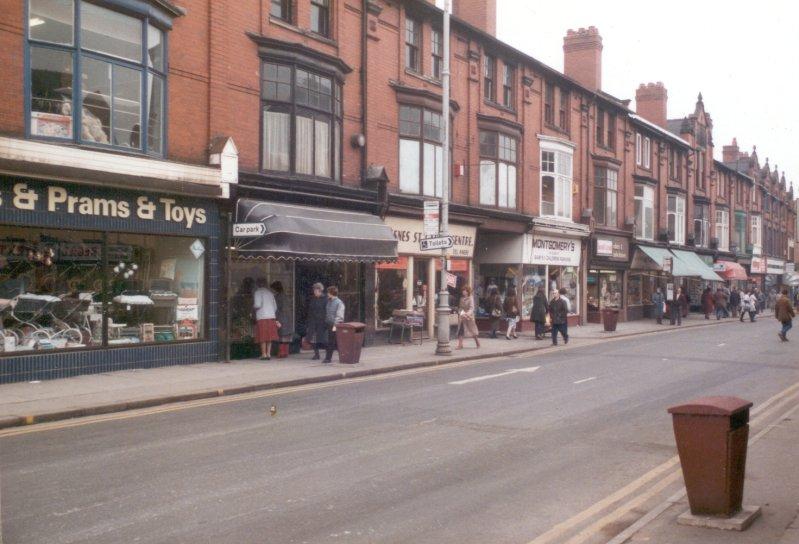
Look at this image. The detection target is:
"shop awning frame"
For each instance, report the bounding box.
[715,260,749,281]
[632,245,673,272]
[234,199,398,263]
[670,250,724,282]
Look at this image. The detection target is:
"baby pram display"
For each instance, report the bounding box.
[4,293,87,350]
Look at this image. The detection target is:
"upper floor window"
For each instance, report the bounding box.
[404,16,420,72]
[541,148,573,219]
[399,105,444,197]
[431,29,442,80]
[693,203,710,248]
[479,131,517,208]
[544,82,554,125]
[271,0,292,22]
[558,88,569,131]
[310,0,330,37]
[28,0,166,155]
[502,64,515,108]
[635,134,643,166]
[484,55,496,102]
[594,167,617,227]
[717,174,726,199]
[596,107,605,146]
[715,209,729,251]
[668,147,681,181]
[667,194,686,244]
[751,215,762,251]
[696,151,705,190]
[634,184,654,240]
[261,62,341,180]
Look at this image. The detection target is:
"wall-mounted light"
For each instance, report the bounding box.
[350,133,366,148]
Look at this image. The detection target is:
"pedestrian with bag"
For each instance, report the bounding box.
[253,277,280,360]
[775,288,795,342]
[456,285,481,350]
[487,287,503,339]
[306,282,328,360]
[530,286,549,340]
[322,286,345,364]
[549,289,569,345]
[701,287,714,320]
[652,287,665,325]
[503,287,520,339]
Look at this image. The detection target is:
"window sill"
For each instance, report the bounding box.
[259,170,340,185]
[483,99,517,115]
[544,123,570,137]
[27,135,165,160]
[404,69,442,87]
[596,143,616,153]
[269,16,338,46]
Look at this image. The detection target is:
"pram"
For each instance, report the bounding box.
[8,293,62,349]
[51,295,93,345]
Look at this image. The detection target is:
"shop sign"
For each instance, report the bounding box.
[420,235,453,251]
[0,179,208,229]
[530,236,581,267]
[385,216,475,258]
[595,236,629,261]
[233,223,266,237]
[662,257,673,274]
[751,256,767,274]
[446,272,458,288]
[786,263,796,274]
[423,201,440,237]
[767,258,786,275]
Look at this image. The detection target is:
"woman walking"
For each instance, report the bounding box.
[530,286,549,339]
[503,287,520,339]
[701,287,714,320]
[323,286,345,364]
[456,286,481,350]
[306,282,328,360]
[253,277,279,360]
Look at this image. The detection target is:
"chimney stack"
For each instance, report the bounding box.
[453,0,496,37]
[635,82,668,129]
[563,27,603,90]
[723,138,740,163]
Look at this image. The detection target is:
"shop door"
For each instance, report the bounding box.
[294,262,362,337]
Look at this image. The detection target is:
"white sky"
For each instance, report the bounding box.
[466,0,799,190]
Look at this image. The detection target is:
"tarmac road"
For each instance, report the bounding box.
[1,317,797,544]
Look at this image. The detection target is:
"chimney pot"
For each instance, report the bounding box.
[722,137,741,163]
[635,81,668,129]
[563,27,603,90]
[453,0,497,37]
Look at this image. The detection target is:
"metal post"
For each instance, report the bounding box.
[435,0,452,355]
[225,212,233,363]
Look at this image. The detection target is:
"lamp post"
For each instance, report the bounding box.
[435,0,452,355]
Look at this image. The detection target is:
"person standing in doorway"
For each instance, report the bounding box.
[776,288,795,342]
[701,287,714,320]
[253,277,280,360]
[306,282,328,360]
[503,287,520,339]
[652,287,665,325]
[271,281,293,357]
[323,286,345,364]
[549,289,569,345]
[530,286,549,340]
[456,285,481,350]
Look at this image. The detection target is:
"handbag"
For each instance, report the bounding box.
[491,308,502,318]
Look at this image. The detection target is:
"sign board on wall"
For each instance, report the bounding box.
[751,257,767,274]
[385,216,475,258]
[423,201,440,237]
[595,236,629,261]
[767,258,786,275]
[529,235,581,267]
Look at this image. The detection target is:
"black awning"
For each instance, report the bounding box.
[234,199,398,262]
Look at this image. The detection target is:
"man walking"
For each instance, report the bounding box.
[775,288,795,342]
[730,287,741,319]
[549,289,569,346]
[670,287,686,326]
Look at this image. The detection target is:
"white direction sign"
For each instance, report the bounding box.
[423,200,440,237]
[233,223,266,237]
[420,236,454,251]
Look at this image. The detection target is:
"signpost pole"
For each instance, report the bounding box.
[435,0,452,356]
[225,212,233,363]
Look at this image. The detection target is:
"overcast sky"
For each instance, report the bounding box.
[487,0,799,190]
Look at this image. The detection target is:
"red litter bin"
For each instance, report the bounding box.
[335,322,366,364]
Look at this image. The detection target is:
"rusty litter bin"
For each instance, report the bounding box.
[667,396,752,518]
[335,322,366,364]
[601,308,619,332]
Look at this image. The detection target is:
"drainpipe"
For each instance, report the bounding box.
[361,0,368,187]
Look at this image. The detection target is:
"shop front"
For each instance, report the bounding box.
[766,258,786,293]
[587,234,630,322]
[0,177,219,383]
[713,259,749,290]
[629,244,671,320]
[750,256,767,291]
[229,199,398,358]
[379,216,475,338]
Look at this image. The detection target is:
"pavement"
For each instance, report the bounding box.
[0,313,747,429]
[1,315,797,544]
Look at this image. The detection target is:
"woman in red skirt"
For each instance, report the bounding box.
[253,277,280,360]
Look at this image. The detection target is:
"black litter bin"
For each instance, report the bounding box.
[335,322,366,364]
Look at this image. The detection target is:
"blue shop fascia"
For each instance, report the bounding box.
[0,176,221,383]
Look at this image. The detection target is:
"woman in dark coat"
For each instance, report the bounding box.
[529,286,549,340]
[306,282,328,360]
[701,287,714,320]
[487,287,503,339]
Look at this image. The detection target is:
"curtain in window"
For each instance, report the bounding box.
[399,139,420,193]
[498,163,508,207]
[480,160,496,206]
[295,115,314,175]
[314,119,330,177]
[263,110,290,171]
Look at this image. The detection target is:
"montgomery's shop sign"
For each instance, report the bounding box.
[0,179,207,229]
[530,235,581,266]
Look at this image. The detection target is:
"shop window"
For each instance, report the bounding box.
[593,167,617,227]
[0,227,206,354]
[693,203,710,248]
[587,270,622,311]
[551,266,578,314]
[634,184,654,240]
[27,0,166,155]
[627,272,660,307]
[715,209,729,251]
[431,28,442,80]
[270,0,292,22]
[310,0,330,37]
[405,16,420,72]
[261,62,342,180]
[229,261,293,345]
[479,131,517,208]
[667,194,686,244]
[376,260,408,324]
[398,105,444,197]
[540,148,573,219]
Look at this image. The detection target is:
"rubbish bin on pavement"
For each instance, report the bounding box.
[667,396,752,517]
[335,322,366,364]
[601,308,619,332]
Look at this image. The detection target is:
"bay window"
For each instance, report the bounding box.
[541,148,573,219]
[667,194,686,244]
[593,167,617,227]
[693,203,710,247]
[27,0,167,155]
[479,131,517,208]
[715,209,730,251]
[399,105,444,197]
[261,62,342,180]
[634,184,654,240]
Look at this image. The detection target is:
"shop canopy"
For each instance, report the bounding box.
[234,199,398,262]
[670,250,724,282]
[784,272,799,287]
[715,260,749,281]
[632,245,674,271]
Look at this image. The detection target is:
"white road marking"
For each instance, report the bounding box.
[573,377,597,385]
[449,366,540,385]
[718,342,726,347]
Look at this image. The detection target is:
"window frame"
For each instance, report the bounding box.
[404,15,420,73]
[310,0,330,37]
[544,81,554,125]
[479,130,518,209]
[483,54,496,102]
[430,28,442,80]
[25,0,168,156]
[693,202,710,248]
[260,60,342,182]
[593,166,618,227]
[540,146,573,220]
[398,104,445,198]
[635,133,642,166]
[667,194,686,245]
[596,106,605,147]
[558,88,569,132]
[715,208,730,251]
[502,63,515,108]
[643,137,651,169]
[634,184,655,241]
[270,0,292,22]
